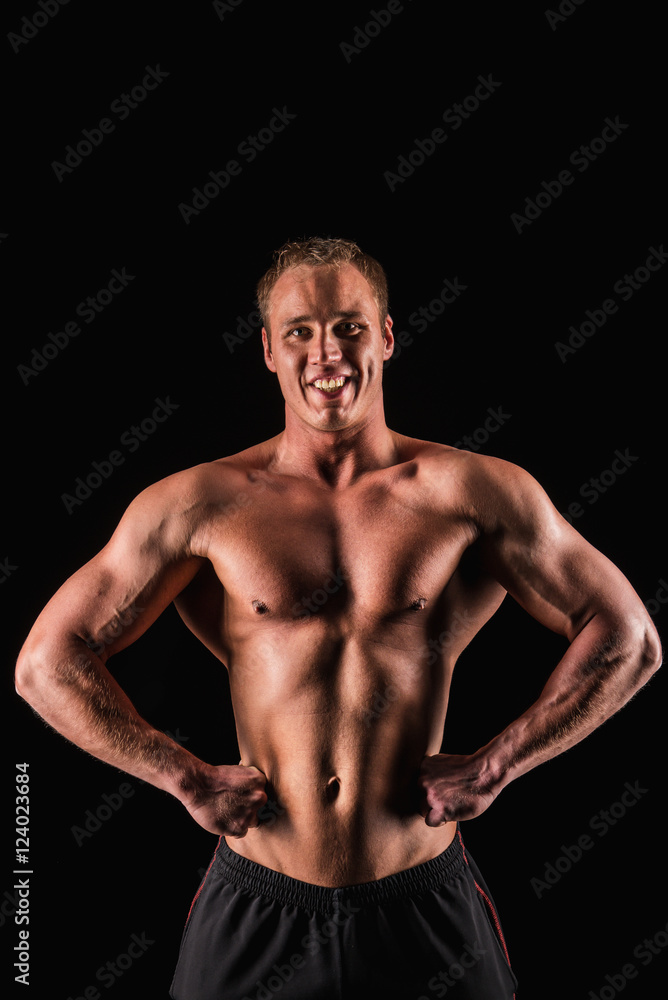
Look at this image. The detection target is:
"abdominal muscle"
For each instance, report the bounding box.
[223,635,458,887]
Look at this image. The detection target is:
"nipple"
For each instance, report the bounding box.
[410,597,427,611]
[252,600,269,614]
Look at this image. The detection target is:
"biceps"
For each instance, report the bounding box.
[482,521,640,640]
[31,547,204,663]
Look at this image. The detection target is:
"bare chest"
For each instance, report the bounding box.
[197,475,474,630]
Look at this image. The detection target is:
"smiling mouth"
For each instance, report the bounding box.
[311,376,349,393]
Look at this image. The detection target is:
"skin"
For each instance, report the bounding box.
[15,262,662,887]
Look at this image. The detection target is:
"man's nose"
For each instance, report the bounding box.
[308,328,342,364]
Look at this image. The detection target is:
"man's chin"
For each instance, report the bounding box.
[295,403,357,434]
[311,410,354,432]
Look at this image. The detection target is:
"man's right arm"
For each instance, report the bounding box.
[14,468,266,836]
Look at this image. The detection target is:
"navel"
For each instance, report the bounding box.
[325,776,340,802]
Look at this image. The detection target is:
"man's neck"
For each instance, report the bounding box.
[270,404,399,488]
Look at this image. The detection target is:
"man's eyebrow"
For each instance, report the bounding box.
[280,314,311,329]
[336,310,370,321]
[279,310,370,329]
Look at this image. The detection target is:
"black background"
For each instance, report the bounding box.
[3,1,666,997]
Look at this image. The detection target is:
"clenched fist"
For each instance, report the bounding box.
[418,753,497,826]
[184,762,268,837]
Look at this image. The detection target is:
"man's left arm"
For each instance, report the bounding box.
[419,456,663,826]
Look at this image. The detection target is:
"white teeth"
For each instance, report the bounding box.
[314,377,346,392]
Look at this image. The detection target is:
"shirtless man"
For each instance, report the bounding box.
[15,238,662,999]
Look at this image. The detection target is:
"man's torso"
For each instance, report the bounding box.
[174,434,507,885]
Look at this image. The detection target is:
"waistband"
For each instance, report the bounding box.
[212,827,466,914]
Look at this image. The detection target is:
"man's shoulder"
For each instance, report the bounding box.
[112,443,277,557]
[402,437,553,525]
[136,441,277,510]
[400,434,527,485]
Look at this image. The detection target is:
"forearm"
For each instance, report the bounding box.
[15,638,206,804]
[477,613,662,795]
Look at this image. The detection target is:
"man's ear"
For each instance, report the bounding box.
[382,314,395,361]
[261,327,277,372]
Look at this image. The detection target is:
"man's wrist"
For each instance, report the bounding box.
[136,728,211,806]
[472,739,513,799]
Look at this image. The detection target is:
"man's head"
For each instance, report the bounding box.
[256,237,394,434]
[256,237,389,348]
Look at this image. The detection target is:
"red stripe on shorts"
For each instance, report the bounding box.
[458,828,515,998]
[185,834,223,927]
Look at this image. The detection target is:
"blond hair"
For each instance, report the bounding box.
[256,236,389,343]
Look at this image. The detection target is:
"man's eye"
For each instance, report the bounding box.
[339,322,360,332]
[289,328,308,337]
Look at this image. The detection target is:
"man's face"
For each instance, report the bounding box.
[262,263,394,432]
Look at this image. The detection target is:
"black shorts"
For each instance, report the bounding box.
[170,827,518,1000]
